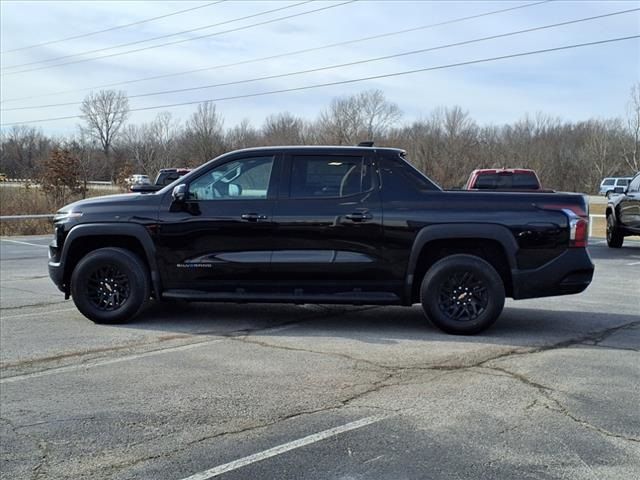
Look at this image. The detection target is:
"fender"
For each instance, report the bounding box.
[404,223,519,303]
[60,223,162,299]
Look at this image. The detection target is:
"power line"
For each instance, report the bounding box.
[5,8,635,112]
[2,35,636,127]
[0,0,550,103]
[1,1,355,75]
[2,1,310,69]
[0,1,226,54]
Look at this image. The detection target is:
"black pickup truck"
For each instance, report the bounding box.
[49,145,594,334]
[606,171,640,248]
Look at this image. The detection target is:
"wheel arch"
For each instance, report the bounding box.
[61,223,161,299]
[405,224,518,304]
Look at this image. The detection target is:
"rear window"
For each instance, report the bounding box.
[474,172,539,190]
[616,179,630,186]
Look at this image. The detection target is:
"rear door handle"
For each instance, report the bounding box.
[241,213,268,222]
[345,212,373,222]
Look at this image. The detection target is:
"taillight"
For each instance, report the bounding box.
[562,208,589,248]
[540,204,589,248]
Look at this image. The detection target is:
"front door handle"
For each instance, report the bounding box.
[241,213,268,222]
[345,212,373,222]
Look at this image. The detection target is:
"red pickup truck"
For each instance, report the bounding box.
[464,169,547,191]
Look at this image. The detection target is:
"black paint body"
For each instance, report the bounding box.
[49,146,594,306]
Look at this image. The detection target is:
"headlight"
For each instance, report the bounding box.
[53,211,83,222]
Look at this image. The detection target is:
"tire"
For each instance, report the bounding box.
[71,247,150,324]
[605,191,612,199]
[420,254,505,335]
[606,214,624,248]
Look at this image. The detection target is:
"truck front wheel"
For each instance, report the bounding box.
[71,247,150,324]
[420,254,505,335]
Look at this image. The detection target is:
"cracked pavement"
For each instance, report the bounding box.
[1,236,639,479]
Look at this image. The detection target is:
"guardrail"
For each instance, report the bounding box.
[0,214,55,220]
[0,179,113,186]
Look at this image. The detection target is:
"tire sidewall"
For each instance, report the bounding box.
[606,214,623,248]
[421,255,505,335]
[71,248,149,324]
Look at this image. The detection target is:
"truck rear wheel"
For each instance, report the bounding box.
[420,254,505,335]
[71,247,150,324]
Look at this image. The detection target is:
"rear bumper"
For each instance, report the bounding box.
[512,248,594,299]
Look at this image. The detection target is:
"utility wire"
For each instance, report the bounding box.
[2,35,636,127]
[1,1,355,75]
[0,1,226,54]
[5,8,635,112]
[0,0,550,103]
[2,1,310,69]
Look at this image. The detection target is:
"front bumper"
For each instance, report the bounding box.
[512,248,594,299]
[48,239,66,293]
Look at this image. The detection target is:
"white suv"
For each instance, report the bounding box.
[599,177,632,197]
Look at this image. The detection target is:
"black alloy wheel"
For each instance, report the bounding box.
[86,264,131,311]
[71,247,150,324]
[436,271,489,322]
[421,254,505,335]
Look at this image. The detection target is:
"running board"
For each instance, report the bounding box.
[162,290,400,305]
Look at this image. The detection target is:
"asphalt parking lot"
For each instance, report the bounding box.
[1,235,639,480]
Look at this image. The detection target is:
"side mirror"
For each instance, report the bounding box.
[172,184,187,203]
[613,186,625,194]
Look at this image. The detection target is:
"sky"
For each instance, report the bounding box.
[1,0,639,135]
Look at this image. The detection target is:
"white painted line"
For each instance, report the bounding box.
[1,307,77,320]
[0,238,49,248]
[627,261,640,266]
[179,414,391,480]
[0,339,223,384]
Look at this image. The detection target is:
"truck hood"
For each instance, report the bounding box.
[56,193,162,224]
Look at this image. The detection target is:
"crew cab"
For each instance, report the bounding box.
[606,171,640,248]
[464,168,549,191]
[48,145,594,335]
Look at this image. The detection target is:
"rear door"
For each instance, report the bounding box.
[270,151,390,297]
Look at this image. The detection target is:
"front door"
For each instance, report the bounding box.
[156,153,280,291]
[270,152,391,298]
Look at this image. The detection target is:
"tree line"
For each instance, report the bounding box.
[1,84,639,195]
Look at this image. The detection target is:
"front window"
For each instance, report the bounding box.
[603,179,615,186]
[188,156,274,200]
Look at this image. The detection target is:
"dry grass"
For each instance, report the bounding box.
[0,185,120,236]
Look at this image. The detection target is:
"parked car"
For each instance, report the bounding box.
[599,177,632,197]
[49,144,594,335]
[126,174,151,186]
[606,171,640,248]
[464,169,549,191]
[130,168,191,193]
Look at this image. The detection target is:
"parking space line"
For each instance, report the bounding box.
[0,339,224,384]
[0,238,49,248]
[1,307,77,320]
[179,414,391,480]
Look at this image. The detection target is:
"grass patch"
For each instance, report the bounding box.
[0,185,120,236]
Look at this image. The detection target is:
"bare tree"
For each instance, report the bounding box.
[623,82,640,171]
[183,101,225,166]
[80,90,129,159]
[317,90,402,144]
[262,112,306,145]
[226,119,260,150]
